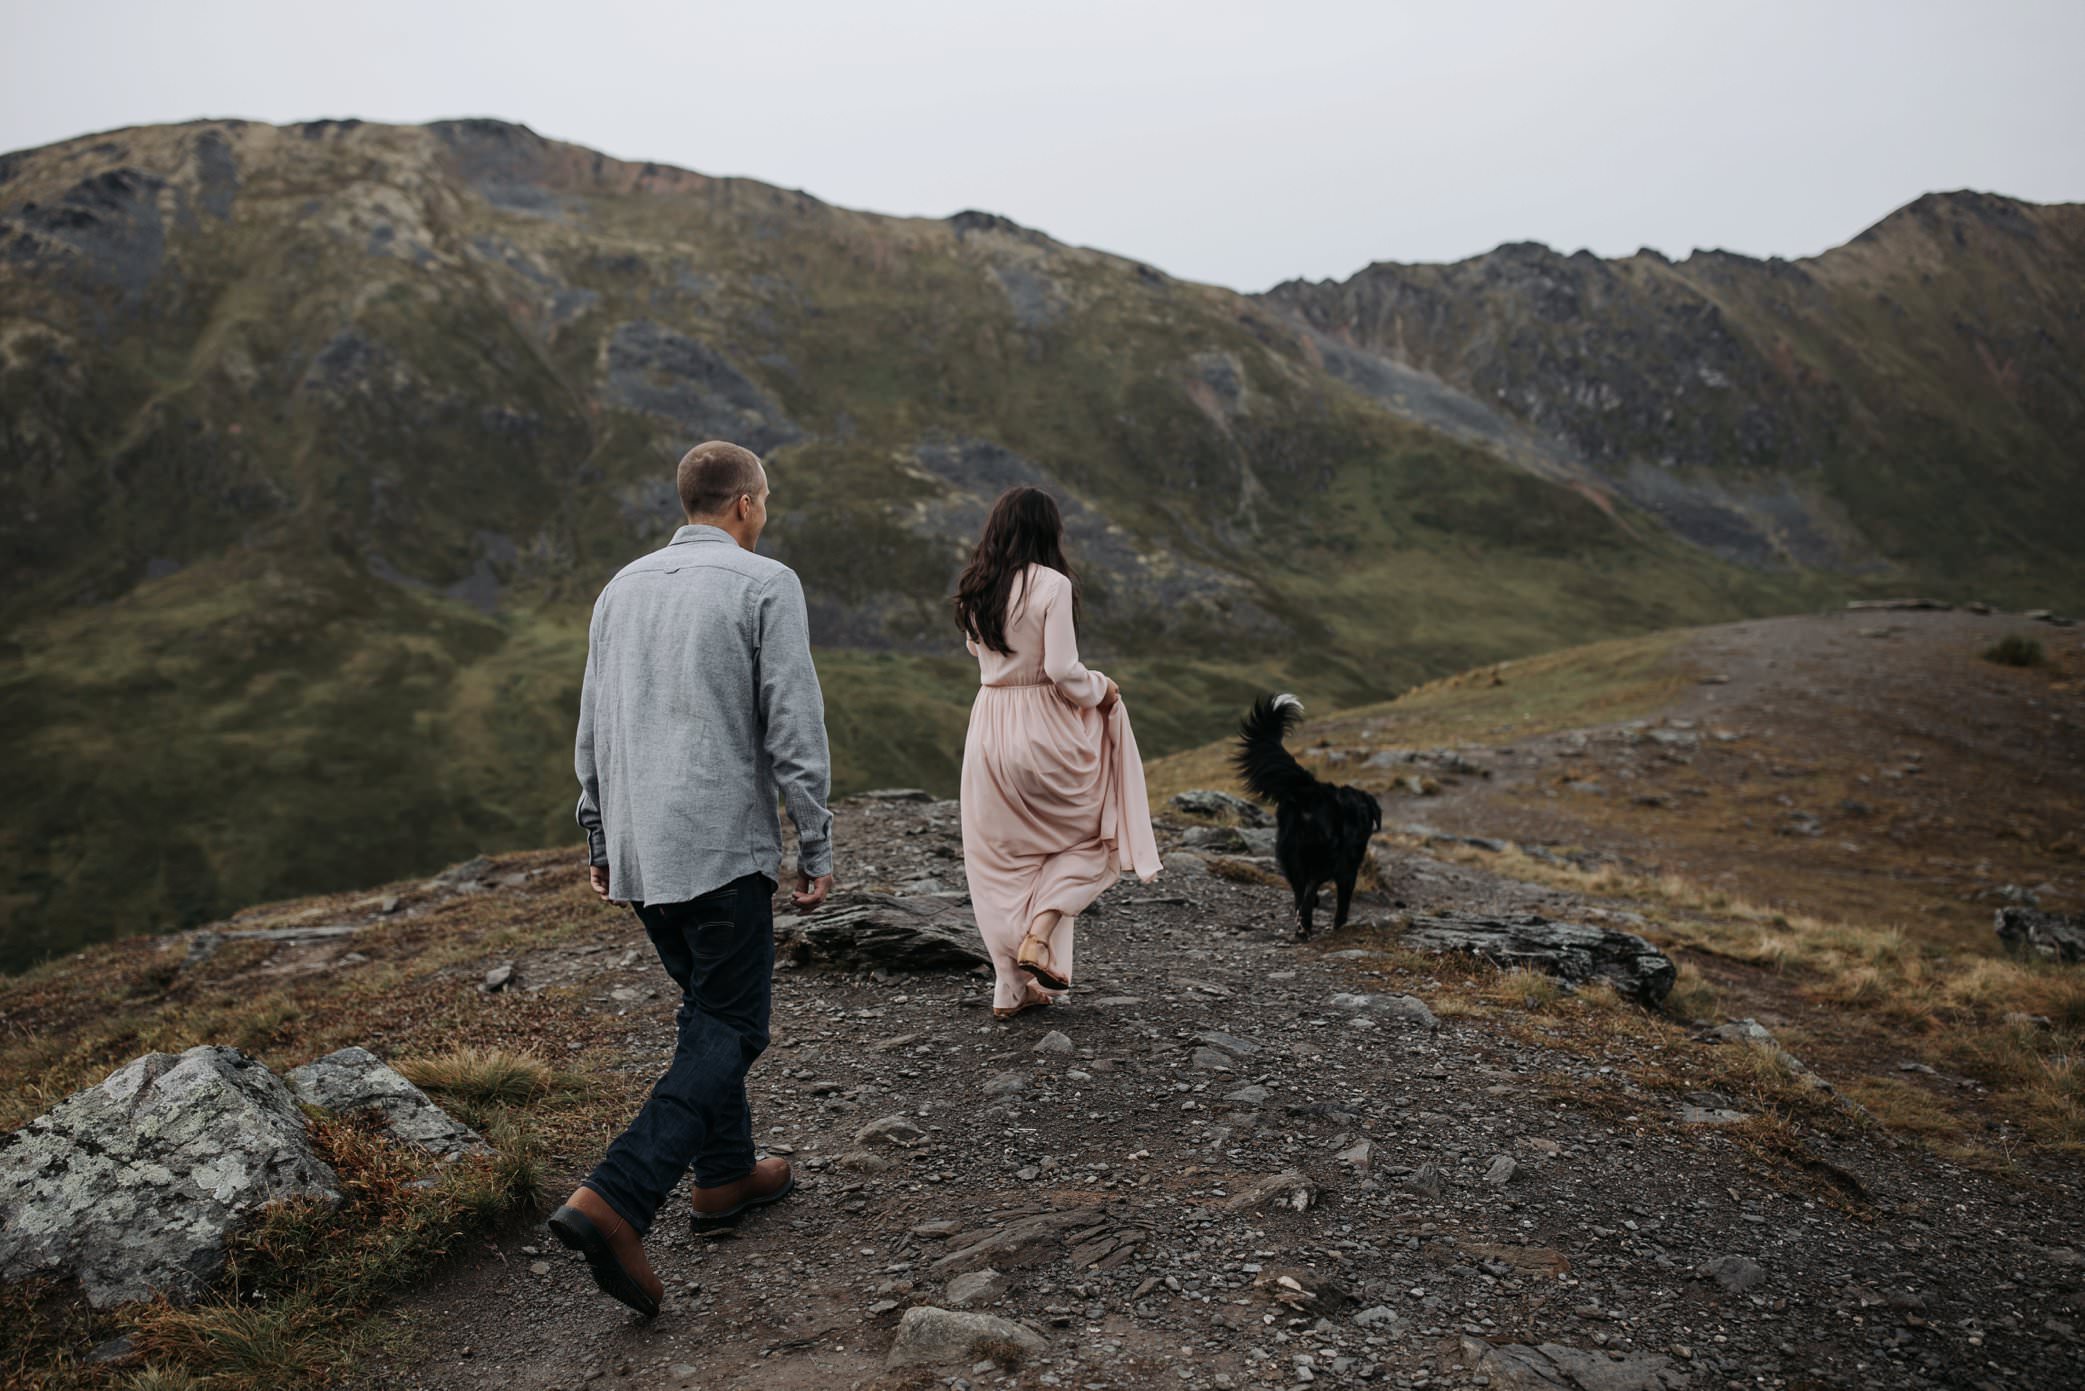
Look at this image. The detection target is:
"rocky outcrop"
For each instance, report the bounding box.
[1166,791,1270,826]
[285,1046,491,1160]
[1400,912,1677,1004]
[0,1046,340,1307]
[774,894,989,971]
[1996,907,2085,964]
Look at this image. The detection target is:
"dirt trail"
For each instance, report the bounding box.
[357,735,2085,1389]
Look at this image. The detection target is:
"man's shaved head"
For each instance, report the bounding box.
[677,441,766,519]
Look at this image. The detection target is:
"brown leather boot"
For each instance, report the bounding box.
[690,1156,795,1228]
[547,1185,663,1317]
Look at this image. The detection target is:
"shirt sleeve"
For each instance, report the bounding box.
[573,595,609,868]
[1041,573,1108,708]
[756,568,835,878]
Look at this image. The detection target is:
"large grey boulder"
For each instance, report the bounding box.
[285,1047,491,1160]
[774,894,989,970]
[887,1305,1046,1368]
[1401,912,1677,1004]
[1996,907,2085,964]
[0,1046,339,1307]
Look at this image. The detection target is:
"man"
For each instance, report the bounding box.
[548,440,835,1317]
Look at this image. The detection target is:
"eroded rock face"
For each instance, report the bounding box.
[1400,912,1677,1004]
[285,1047,490,1161]
[1996,907,2085,964]
[0,1046,339,1307]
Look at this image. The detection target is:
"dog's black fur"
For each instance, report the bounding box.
[1232,694,1383,939]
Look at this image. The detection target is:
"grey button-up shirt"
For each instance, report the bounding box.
[575,524,834,904]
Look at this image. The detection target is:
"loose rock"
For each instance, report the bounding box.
[1996,907,2085,964]
[1700,1253,1767,1294]
[885,1305,1046,1369]
[285,1046,491,1160]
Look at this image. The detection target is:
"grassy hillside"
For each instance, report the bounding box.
[0,119,2070,967]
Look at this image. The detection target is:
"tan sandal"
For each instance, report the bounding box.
[1017,929,1071,992]
[992,988,1054,1021]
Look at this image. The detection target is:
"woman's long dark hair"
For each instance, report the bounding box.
[952,486,1079,656]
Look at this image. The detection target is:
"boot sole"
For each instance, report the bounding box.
[690,1170,796,1230]
[547,1205,660,1318]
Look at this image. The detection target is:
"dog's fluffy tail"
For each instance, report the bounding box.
[1232,693,1314,807]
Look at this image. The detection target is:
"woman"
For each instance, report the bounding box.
[953,486,1162,1019]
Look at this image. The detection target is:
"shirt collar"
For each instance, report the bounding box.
[671,524,734,546]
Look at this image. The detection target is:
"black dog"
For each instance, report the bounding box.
[1232,694,1383,939]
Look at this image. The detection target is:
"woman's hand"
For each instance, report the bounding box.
[1098,677,1120,712]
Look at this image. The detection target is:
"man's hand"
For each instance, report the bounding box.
[588,864,613,902]
[793,869,835,911]
[1098,677,1121,713]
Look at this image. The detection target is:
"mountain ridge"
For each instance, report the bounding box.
[2,116,2079,966]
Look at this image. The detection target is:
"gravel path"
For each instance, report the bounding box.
[356,786,2085,1390]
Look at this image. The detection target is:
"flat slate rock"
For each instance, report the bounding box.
[285,1046,491,1160]
[1461,1336,1688,1390]
[775,894,989,971]
[0,1045,340,1307]
[1401,912,1677,1004]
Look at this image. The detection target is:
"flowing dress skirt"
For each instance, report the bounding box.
[960,683,1162,1010]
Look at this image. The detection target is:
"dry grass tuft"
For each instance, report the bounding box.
[395,1047,558,1108]
[1204,857,1285,889]
[1484,967,1563,1011]
[1661,962,1722,1023]
[1984,634,2047,668]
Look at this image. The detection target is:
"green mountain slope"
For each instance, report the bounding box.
[0,118,2072,967]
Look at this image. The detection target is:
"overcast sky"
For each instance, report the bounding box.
[5,0,2081,291]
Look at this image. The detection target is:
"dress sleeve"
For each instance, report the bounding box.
[1041,574,1107,708]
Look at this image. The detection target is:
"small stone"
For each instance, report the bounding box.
[1225,1169,1317,1213]
[1191,1047,1235,1072]
[983,1071,1030,1098]
[946,1268,1009,1307]
[1034,1031,1075,1055]
[913,1219,965,1239]
[530,1260,551,1275]
[88,1335,135,1364]
[1194,1030,1263,1056]
[1336,1140,1373,1172]
[885,1306,1046,1369]
[1405,1163,1443,1198]
[1700,1254,1767,1294]
[1484,1155,1516,1188]
[1223,1085,1271,1106]
[482,963,515,992]
[856,1114,927,1148]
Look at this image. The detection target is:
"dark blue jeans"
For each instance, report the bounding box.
[582,873,774,1236]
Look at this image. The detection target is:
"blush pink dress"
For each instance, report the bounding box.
[961,564,1162,1011]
